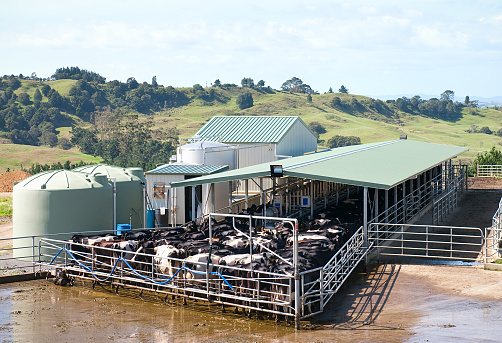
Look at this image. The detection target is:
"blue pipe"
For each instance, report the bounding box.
[49,247,233,290]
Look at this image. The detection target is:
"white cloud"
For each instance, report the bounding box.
[411,26,470,49]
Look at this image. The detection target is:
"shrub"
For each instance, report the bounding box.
[236,92,253,110]
[327,135,361,149]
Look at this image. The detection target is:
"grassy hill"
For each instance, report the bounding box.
[0,144,102,172]
[144,88,502,161]
[3,77,502,169]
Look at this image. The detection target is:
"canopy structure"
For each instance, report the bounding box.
[170,140,468,190]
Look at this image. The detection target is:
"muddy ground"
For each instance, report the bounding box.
[0,183,500,342]
[0,263,500,342]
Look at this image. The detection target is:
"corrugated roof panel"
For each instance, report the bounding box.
[170,140,468,190]
[193,116,301,143]
[146,164,228,175]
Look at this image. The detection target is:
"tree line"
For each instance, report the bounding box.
[70,110,178,171]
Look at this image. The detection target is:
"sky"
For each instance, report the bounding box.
[1,0,501,99]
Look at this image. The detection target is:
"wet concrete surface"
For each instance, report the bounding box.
[0,263,500,342]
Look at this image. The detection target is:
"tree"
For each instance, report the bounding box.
[33,88,42,102]
[58,137,72,150]
[151,76,158,87]
[478,126,492,134]
[241,77,254,88]
[308,121,326,138]
[328,87,333,93]
[464,95,470,106]
[257,80,265,88]
[41,85,51,96]
[330,97,341,107]
[291,83,314,94]
[236,92,253,109]
[327,135,361,148]
[39,131,58,147]
[212,79,222,88]
[281,77,303,91]
[338,85,348,94]
[17,92,30,105]
[192,84,206,99]
[307,93,312,102]
[440,90,455,102]
[127,77,139,89]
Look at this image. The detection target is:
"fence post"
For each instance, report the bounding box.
[294,220,301,330]
[32,236,35,273]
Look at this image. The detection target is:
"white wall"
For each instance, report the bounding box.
[276,121,317,157]
[145,174,184,225]
[236,143,276,168]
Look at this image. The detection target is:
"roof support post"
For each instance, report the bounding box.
[244,179,249,210]
[363,187,368,249]
[310,181,314,220]
[192,186,196,221]
[394,186,398,223]
[260,178,265,217]
[324,181,327,209]
[172,187,176,227]
[211,183,215,213]
[228,181,233,214]
[385,189,388,222]
[374,188,379,222]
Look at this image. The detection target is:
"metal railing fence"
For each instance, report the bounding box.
[477,165,502,177]
[40,237,296,318]
[368,223,484,261]
[432,172,464,225]
[295,226,367,319]
[485,196,502,261]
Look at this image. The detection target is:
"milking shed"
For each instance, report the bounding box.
[168,137,468,232]
[36,135,473,330]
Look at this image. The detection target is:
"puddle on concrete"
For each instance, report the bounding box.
[409,295,502,342]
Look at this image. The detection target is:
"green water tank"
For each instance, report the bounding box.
[74,165,145,229]
[13,170,113,259]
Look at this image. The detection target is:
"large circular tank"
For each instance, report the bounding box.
[178,141,236,168]
[74,165,145,228]
[13,170,113,259]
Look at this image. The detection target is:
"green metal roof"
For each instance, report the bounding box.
[192,116,312,143]
[146,164,228,175]
[170,140,468,190]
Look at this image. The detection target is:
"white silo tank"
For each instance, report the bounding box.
[203,143,236,170]
[178,141,236,168]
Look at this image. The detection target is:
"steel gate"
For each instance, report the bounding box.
[368,223,484,261]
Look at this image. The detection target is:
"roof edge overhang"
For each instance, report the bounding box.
[169,140,468,190]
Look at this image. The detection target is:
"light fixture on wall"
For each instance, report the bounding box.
[270,165,283,177]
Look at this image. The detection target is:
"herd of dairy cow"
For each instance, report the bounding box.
[67,199,362,317]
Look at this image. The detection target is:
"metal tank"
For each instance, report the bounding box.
[178,141,236,169]
[13,170,113,259]
[74,165,145,229]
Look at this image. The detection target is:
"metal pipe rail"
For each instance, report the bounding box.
[369,223,484,261]
[298,225,367,318]
[485,196,502,261]
[206,212,301,328]
[40,238,297,318]
[477,165,502,177]
[432,174,463,225]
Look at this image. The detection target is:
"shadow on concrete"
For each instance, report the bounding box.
[312,263,403,331]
